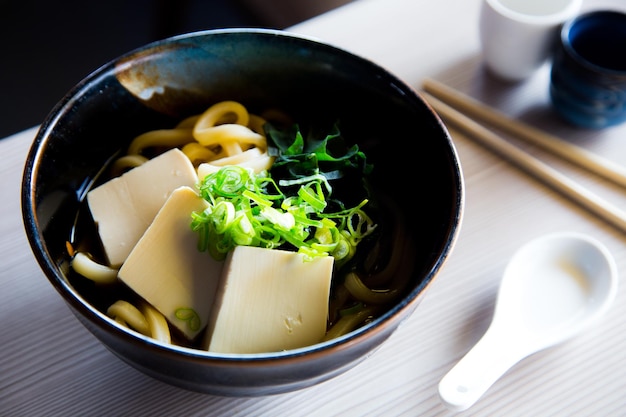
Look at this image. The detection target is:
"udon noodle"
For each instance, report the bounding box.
[69,100,414,349]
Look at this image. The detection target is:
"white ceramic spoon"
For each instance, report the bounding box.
[438,232,618,412]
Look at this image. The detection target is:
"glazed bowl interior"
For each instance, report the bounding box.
[22,28,463,396]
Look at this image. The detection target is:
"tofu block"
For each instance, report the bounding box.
[87,148,198,267]
[118,186,223,341]
[204,246,334,353]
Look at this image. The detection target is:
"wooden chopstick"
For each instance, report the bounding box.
[423,78,626,189]
[422,91,626,233]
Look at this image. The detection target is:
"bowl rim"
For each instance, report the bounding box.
[21,27,464,364]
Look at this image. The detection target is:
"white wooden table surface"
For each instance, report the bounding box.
[2,0,626,415]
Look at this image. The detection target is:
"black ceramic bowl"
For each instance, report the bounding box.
[22,28,464,396]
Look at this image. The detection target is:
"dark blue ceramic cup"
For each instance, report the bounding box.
[550,10,626,129]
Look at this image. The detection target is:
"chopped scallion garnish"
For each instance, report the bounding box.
[191,166,375,262]
[191,123,376,264]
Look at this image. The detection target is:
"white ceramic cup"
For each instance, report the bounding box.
[479,0,582,81]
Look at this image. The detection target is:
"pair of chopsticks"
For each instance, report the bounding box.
[421,78,626,233]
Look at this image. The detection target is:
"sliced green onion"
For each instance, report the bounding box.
[332,233,354,265]
[298,183,327,211]
[175,307,201,332]
[242,189,273,207]
[230,214,255,246]
[279,173,332,194]
[192,165,376,262]
[260,206,296,230]
[212,201,235,234]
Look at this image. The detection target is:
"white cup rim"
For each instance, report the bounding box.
[486,0,583,25]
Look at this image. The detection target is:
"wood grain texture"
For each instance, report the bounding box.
[3,0,626,415]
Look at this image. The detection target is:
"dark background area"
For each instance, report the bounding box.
[0,0,341,138]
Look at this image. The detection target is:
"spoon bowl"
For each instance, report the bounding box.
[439,232,618,411]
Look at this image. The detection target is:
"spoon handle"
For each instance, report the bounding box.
[438,327,525,411]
